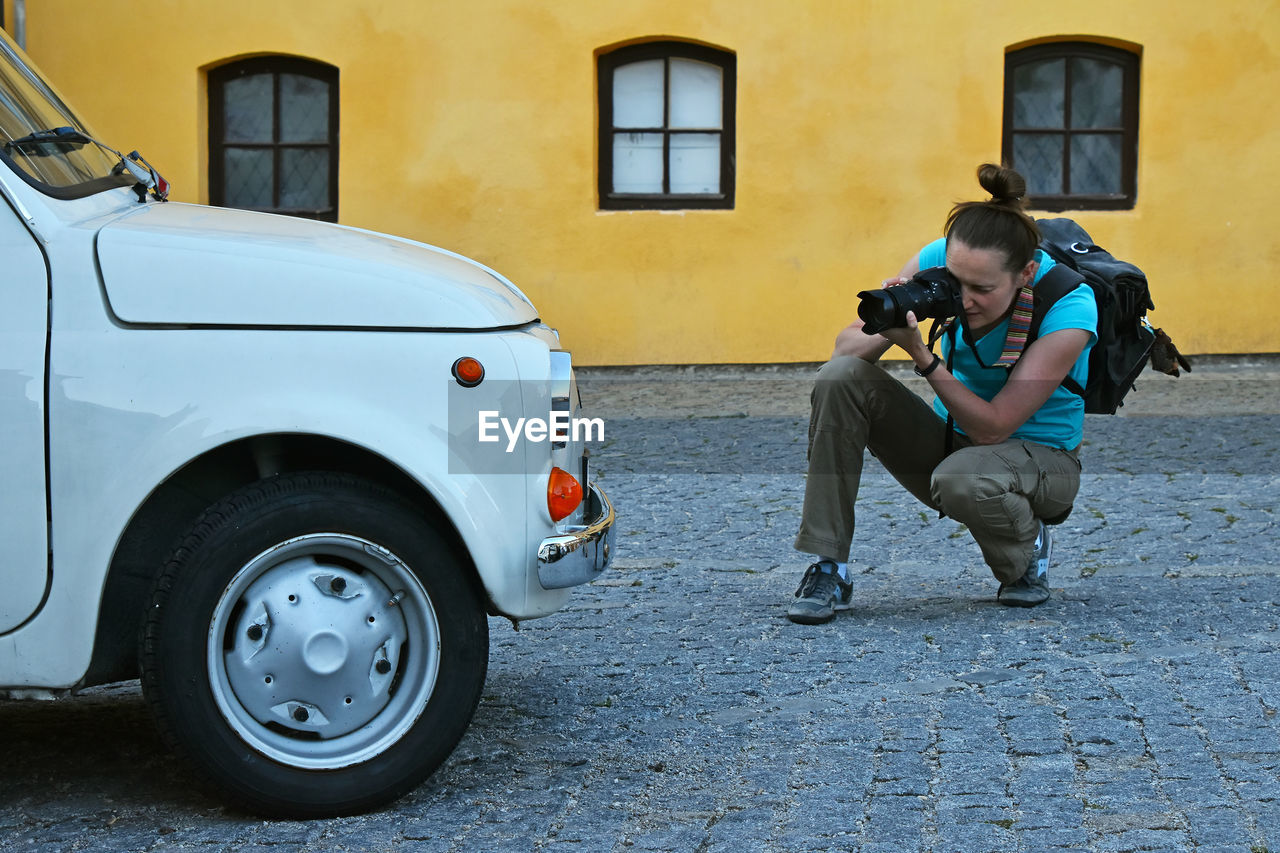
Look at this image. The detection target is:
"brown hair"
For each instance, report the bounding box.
[944,164,1041,272]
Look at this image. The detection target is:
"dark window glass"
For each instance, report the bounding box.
[210,57,338,221]
[1003,42,1140,211]
[598,42,736,210]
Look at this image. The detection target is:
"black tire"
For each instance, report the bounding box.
[140,471,489,818]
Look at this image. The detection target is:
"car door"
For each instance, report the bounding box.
[0,194,51,633]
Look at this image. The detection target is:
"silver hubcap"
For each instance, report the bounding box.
[209,533,441,769]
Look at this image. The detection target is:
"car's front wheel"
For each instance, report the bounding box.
[141,472,488,817]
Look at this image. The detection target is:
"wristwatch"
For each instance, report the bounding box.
[914,354,942,377]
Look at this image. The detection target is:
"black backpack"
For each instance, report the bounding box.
[1027,217,1189,414]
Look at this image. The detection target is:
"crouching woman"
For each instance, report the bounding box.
[787,163,1097,624]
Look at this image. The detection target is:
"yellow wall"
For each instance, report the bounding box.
[14,0,1280,364]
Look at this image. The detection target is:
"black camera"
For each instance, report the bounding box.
[856,267,961,335]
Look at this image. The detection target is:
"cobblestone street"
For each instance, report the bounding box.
[3,359,1278,851]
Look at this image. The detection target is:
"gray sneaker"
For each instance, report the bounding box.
[998,521,1052,608]
[787,562,853,624]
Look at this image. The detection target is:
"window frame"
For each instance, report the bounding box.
[597,41,736,211]
[209,56,339,221]
[1002,41,1140,211]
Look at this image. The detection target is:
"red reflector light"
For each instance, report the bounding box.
[452,356,484,387]
[547,466,583,522]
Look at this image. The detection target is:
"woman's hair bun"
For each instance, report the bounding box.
[977,163,1027,207]
[944,163,1040,271]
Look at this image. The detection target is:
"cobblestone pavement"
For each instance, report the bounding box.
[3,359,1278,852]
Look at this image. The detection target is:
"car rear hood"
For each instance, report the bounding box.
[95,203,538,329]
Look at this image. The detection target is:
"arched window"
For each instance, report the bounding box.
[597,41,736,210]
[209,57,338,221]
[1003,42,1140,210]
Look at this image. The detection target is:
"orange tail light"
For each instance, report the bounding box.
[547,466,583,521]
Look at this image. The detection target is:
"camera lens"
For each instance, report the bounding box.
[856,268,960,335]
[856,290,900,335]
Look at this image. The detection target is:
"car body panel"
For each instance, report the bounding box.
[95,202,538,329]
[0,191,51,634]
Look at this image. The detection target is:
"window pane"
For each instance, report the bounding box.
[669,133,720,193]
[1012,59,1064,129]
[280,148,330,210]
[223,73,273,142]
[1013,133,1064,195]
[1070,58,1123,129]
[1070,133,1122,194]
[613,60,664,129]
[279,73,330,143]
[612,132,663,192]
[223,148,274,208]
[669,58,721,129]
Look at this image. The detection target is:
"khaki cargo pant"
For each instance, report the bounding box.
[793,356,1081,584]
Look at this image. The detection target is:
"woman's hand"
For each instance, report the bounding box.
[879,311,932,366]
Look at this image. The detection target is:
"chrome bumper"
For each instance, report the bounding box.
[536,482,616,589]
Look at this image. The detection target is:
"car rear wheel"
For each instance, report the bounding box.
[141,472,488,817]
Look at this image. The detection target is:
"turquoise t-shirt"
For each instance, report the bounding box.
[916,238,1097,450]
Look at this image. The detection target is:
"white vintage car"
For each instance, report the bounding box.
[0,33,613,816]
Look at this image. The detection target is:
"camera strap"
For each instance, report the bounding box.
[955,303,1025,374]
[994,284,1038,367]
[940,311,1002,459]
[930,324,958,518]
[926,317,952,351]
[943,322,958,457]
